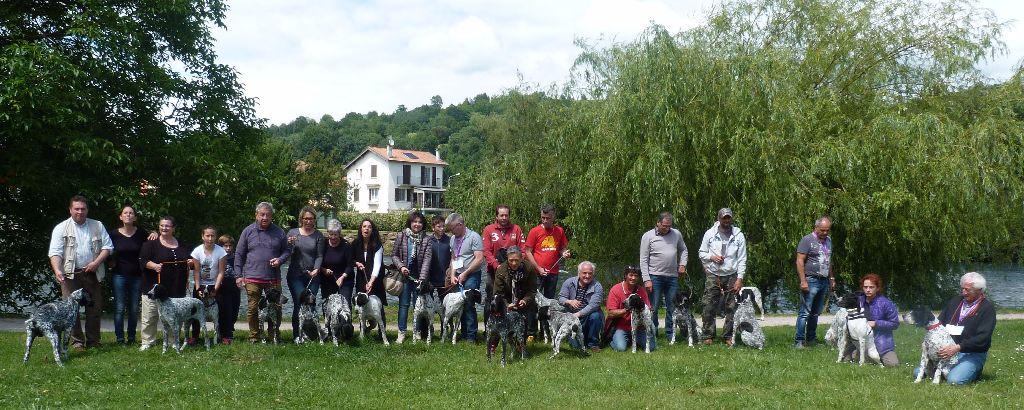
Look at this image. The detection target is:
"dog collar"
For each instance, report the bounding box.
[927,322,943,331]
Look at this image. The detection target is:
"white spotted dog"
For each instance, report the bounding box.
[739,286,765,320]
[824,306,848,350]
[411,279,438,344]
[257,287,287,345]
[904,308,959,384]
[624,292,655,354]
[486,295,527,367]
[534,293,559,344]
[23,288,93,367]
[354,292,389,345]
[835,292,880,366]
[322,294,354,346]
[295,288,324,345]
[670,290,702,347]
[547,307,588,359]
[146,284,210,353]
[440,287,481,345]
[195,285,221,342]
[731,288,765,350]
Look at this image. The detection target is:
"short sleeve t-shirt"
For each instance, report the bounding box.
[452,229,483,275]
[796,233,831,278]
[525,225,568,275]
[191,244,227,286]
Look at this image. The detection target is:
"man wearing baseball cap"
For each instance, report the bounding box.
[697,207,748,345]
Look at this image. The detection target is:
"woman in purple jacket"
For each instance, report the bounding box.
[860,273,899,367]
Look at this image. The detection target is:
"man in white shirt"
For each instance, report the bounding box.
[48,195,113,350]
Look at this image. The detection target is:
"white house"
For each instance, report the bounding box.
[344,144,449,213]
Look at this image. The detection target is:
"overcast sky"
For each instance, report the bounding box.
[212,0,1023,125]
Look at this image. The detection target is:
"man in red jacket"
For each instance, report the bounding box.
[481,204,525,318]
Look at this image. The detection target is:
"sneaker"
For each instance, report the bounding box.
[186,338,199,346]
[702,339,713,346]
[794,341,805,349]
[72,344,86,353]
[725,338,734,347]
[139,343,153,352]
[396,332,407,344]
[589,346,602,353]
[222,338,232,345]
[527,335,535,346]
[805,339,818,348]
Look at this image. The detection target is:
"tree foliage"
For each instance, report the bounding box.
[450,0,1024,307]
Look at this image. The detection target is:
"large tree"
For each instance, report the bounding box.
[451,0,1024,307]
[0,1,273,310]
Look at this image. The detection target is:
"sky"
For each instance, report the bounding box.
[212,0,1024,125]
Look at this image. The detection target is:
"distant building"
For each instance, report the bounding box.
[344,143,449,213]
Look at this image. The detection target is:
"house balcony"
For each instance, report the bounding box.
[395,176,442,188]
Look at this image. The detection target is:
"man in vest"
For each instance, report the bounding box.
[48,195,113,350]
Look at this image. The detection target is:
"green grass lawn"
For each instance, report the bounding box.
[4,320,1022,409]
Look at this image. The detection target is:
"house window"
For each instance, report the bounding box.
[368,187,379,203]
[352,188,360,202]
[432,167,438,186]
[395,188,407,202]
[370,165,377,178]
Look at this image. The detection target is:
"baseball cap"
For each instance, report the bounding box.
[717,208,733,218]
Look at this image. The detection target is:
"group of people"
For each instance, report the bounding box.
[47,196,996,384]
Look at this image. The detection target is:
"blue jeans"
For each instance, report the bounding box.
[610,328,656,352]
[288,275,321,340]
[650,275,679,339]
[914,352,987,384]
[112,274,141,343]
[568,310,604,349]
[459,271,481,342]
[397,280,417,332]
[795,276,829,343]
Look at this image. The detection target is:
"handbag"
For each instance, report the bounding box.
[383,264,405,296]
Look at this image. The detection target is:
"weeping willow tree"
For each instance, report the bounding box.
[449,0,1024,306]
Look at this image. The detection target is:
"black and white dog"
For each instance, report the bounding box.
[195,284,220,342]
[534,293,558,344]
[669,289,702,347]
[624,292,655,353]
[546,306,589,359]
[739,286,765,320]
[440,287,481,345]
[411,280,438,344]
[322,294,354,346]
[732,288,765,350]
[835,292,880,365]
[23,288,93,367]
[257,287,287,345]
[294,288,324,345]
[486,295,527,367]
[354,292,389,345]
[904,308,960,383]
[146,284,210,353]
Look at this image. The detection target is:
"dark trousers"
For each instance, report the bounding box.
[60,271,102,347]
[217,278,241,340]
[529,274,558,336]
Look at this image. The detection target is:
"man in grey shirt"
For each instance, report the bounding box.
[794,216,835,348]
[639,211,688,341]
[446,212,484,342]
[234,202,291,343]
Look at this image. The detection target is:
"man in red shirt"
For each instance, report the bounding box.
[481,204,525,317]
[605,266,655,351]
[524,204,570,339]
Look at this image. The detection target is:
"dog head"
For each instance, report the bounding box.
[463,288,482,305]
[625,292,645,311]
[835,292,862,309]
[737,288,756,304]
[259,287,285,309]
[354,292,370,307]
[299,288,317,306]
[490,295,507,317]
[496,247,508,264]
[903,307,937,327]
[146,284,169,301]
[416,278,432,295]
[69,288,94,307]
[196,284,216,300]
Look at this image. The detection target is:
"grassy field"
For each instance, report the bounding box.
[3,319,1022,409]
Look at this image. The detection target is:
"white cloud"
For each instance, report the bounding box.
[211,0,1024,124]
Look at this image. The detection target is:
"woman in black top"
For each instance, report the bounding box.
[137,216,192,351]
[108,205,148,345]
[427,215,451,297]
[352,219,386,325]
[321,219,354,305]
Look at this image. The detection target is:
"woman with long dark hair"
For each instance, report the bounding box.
[352,219,386,325]
[108,205,148,345]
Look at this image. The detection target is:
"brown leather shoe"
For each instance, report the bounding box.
[72,344,86,353]
[725,339,734,347]
[702,339,713,345]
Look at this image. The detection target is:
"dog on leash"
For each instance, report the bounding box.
[354,292,389,345]
[534,293,558,344]
[294,288,324,345]
[732,288,765,349]
[486,295,527,367]
[440,287,481,345]
[904,308,960,383]
[824,306,848,350]
[23,288,93,367]
[835,292,880,365]
[624,292,655,353]
[257,287,287,345]
[669,290,702,346]
[322,294,354,345]
[412,280,438,344]
[146,284,210,353]
[739,286,765,320]
[546,307,589,359]
[195,284,220,342]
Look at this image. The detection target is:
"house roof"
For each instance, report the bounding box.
[345,146,448,169]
